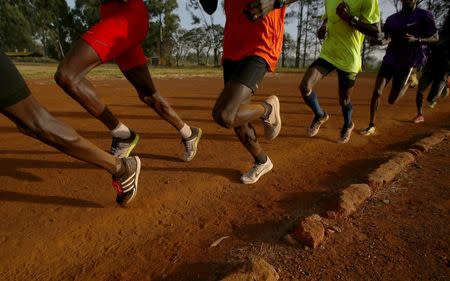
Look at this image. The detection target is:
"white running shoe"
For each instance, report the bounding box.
[110,130,140,158]
[413,115,424,124]
[360,125,376,136]
[240,157,273,184]
[308,112,329,137]
[182,127,202,162]
[263,95,281,140]
[427,100,437,109]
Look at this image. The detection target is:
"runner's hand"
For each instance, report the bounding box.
[336,2,352,23]
[404,33,419,43]
[317,25,327,39]
[244,0,279,21]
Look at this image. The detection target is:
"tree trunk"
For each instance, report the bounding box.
[282,35,286,67]
[159,14,163,65]
[302,3,310,69]
[295,1,304,68]
[214,48,219,66]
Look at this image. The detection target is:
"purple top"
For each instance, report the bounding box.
[382,8,437,68]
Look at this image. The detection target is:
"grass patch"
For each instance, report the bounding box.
[15,63,223,79]
[15,62,378,80]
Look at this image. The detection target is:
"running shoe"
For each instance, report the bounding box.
[112,156,141,206]
[240,157,273,184]
[427,100,437,108]
[110,130,140,158]
[360,125,376,136]
[263,95,282,140]
[337,122,355,144]
[413,115,424,124]
[441,87,449,98]
[182,127,202,162]
[307,112,329,137]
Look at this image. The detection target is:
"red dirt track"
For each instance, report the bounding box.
[1,73,449,280]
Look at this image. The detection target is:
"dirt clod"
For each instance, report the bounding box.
[292,214,325,248]
[220,256,279,281]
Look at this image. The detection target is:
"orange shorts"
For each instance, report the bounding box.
[82,0,148,71]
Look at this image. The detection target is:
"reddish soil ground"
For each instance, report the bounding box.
[1,73,449,280]
[218,139,450,281]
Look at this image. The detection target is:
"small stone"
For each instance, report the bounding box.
[292,214,325,248]
[383,200,390,204]
[220,256,279,281]
[328,184,372,219]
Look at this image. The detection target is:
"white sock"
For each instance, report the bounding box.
[179,123,192,139]
[111,122,131,139]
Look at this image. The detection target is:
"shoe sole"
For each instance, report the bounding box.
[265,96,281,140]
[308,113,329,137]
[241,161,274,185]
[184,128,202,162]
[121,156,141,206]
[123,134,140,158]
[338,123,355,144]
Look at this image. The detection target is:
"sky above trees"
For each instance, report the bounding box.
[64,0,397,38]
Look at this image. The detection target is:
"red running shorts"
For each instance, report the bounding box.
[82,0,149,71]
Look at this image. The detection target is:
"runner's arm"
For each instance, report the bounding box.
[336,2,381,38]
[245,0,298,21]
[199,0,218,15]
[404,32,439,44]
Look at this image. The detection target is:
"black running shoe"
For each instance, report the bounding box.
[112,156,141,206]
[338,122,355,144]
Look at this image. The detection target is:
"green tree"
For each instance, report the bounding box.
[72,0,101,39]
[172,28,190,67]
[184,27,209,65]
[145,0,180,65]
[18,0,76,58]
[206,24,224,66]
[281,33,296,67]
[0,2,34,51]
[186,0,224,66]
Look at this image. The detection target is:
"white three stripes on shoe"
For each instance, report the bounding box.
[121,172,136,192]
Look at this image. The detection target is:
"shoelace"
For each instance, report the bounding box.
[184,139,194,150]
[182,135,196,151]
[248,163,264,176]
[311,118,322,130]
[110,137,122,154]
[111,138,130,154]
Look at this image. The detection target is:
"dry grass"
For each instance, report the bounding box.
[15,63,227,79]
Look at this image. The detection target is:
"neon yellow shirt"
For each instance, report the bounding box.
[319,0,380,74]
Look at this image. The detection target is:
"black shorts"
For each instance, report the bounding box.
[0,52,30,109]
[222,55,267,93]
[377,63,413,93]
[310,58,357,89]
